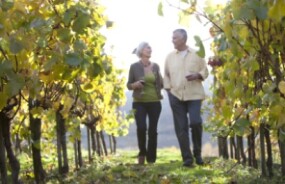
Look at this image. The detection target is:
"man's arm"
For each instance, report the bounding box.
[185,57,209,81]
[198,57,209,80]
[163,57,171,91]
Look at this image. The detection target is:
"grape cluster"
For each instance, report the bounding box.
[208,58,223,67]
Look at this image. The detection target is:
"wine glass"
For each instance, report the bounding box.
[139,77,145,95]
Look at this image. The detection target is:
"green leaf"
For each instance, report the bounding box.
[63,8,76,26]
[235,118,251,127]
[195,15,202,23]
[102,60,112,74]
[262,80,276,93]
[9,37,23,54]
[44,55,58,71]
[72,13,90,34]
[0,60,13,77]
[246,0,268,20]
[233,118,251,136]
[194,36,205,58]
[0,0,14,11]
[218,39,228,51]
[254,6,267,20]
[37,37,48,48]
[204,0,216,14]
[74,40,87,51]
[53,0,65,5]
[157,2,163,16]
[28,78,42,98]
[181,0,189,3]
[6,72,25,96]
[251,60,260,71]
[88,61,102,78]
[65,53,83,66]
[222,105,232,119]
[270,104,284,120]
[30,18,46,29]
[57,28,73,43]
[239,5,255,20]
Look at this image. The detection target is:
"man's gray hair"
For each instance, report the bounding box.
[133,42,150,58]
[173,29,188,41]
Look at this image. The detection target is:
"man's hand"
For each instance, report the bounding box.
[185,73,202,81]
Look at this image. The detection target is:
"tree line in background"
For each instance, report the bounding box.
[159,0,285,179]
[0,0,132,183]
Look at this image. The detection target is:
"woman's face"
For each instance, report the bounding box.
[141,45,152,58]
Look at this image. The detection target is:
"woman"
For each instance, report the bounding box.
[127,42,163,164]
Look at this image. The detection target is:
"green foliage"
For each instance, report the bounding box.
[160,0,285,178]
[158,0,282,143]
[0,2,131,181]
[204,0,285,140]
[157,1,163,16]
[268,0,285,21]
[1,0,129,131]
[194,35,205,58]
[19,148,284,184]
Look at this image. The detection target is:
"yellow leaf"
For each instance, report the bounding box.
[268,0,285,21]
[278,81,285,95]
[30,107,44,118]
[81,82,95,93]
[178,11,191,27]
[239,26,249,40]
[13,1,27,14]
[249,109,259,122]
[106,173,114,182]
[0,92,8,110]
[53,102,60,110]
[270,105,283,118]
[122,170,137,178]
[60,96,74,118]
[277,113,285,128]
[39,71,52,83]
[160,176,171,184]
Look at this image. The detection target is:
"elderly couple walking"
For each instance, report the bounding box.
[127,29,209,167]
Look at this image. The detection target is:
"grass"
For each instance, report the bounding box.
[18,147,285,184]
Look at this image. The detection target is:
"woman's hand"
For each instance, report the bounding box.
[132,80,144,89]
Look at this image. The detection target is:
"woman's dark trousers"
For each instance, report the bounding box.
[133,101,161,163]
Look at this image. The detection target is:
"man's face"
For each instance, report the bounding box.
[172,31,185,50]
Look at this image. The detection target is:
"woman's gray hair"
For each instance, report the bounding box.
[133,42,150,58]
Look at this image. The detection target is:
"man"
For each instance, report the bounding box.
[164,29,209,167]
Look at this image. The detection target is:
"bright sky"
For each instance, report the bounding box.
[101,0,217,70]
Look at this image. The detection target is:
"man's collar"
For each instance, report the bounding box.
[176,47,191,54]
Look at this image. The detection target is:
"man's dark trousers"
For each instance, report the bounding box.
[168,92,203,163]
